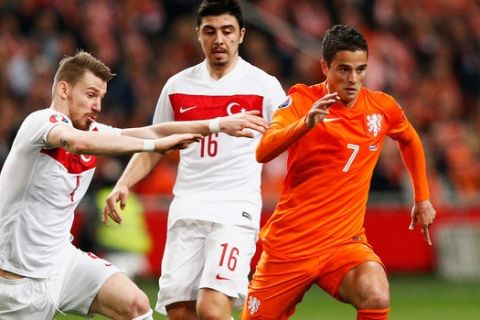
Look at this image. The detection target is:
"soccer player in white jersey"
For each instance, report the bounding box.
[0,51,269,320]
[103,1,286,319]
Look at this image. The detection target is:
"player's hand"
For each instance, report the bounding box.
[305,92,340,128]
[155,133,202,153]
[102,184,129,225]
[409,199,436,245]
[219,110,268,138]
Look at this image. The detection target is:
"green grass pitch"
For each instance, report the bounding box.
[58,274,480,320]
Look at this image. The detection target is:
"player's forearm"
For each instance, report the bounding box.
[122,121,211,138]
[67,131,148,156]
[153,121,211,136]
[256,115,309,163]
[116,152,162,190]
[398,130,430,201]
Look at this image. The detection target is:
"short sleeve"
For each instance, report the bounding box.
[23,110,72,148]
[262,76,287,122]
[152,79,175,124]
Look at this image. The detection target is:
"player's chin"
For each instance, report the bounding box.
[211,57,228,67]
[82,120,93,130]
[72,120,89,131]
[342,90,358,101]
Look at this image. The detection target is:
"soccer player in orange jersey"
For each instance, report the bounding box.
[241,25,436,320]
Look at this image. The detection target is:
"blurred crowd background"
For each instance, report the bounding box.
[1,0,480,209]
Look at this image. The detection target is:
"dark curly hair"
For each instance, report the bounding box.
[322,25,368,66]
[196,0,244,29]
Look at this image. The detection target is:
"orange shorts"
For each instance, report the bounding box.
[241,239,384,319]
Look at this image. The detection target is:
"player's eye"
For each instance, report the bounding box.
[357,66,367,73]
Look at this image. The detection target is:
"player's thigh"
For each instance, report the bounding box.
[90,272,150,317]
[316,241,386,302]
[339,260,389,307]
[156,220,211,313]
[242,252,317,319]
[200,223,257,307]
[0,276,55,319]
[59,247,121,316]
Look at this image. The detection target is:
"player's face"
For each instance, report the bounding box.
[197,14,245,70]
[321,50,367,108]
[66,71,106,130]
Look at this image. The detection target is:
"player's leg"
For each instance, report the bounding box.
[241,251,317,320]
[339,261,390,308]
[89,272,153,319]
[165,301,197,319]
[196,223,257,319]
[339,261,389,320]
[58,246,152,319]
[156,219,210,320]
[317,240,389,320]
[197,288,235,319]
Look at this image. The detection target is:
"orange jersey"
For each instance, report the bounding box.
[257,82,429,259]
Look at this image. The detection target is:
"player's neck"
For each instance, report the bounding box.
[50,98,69,117]
[207,56,239,80]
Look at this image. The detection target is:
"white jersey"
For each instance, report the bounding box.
[153,58,286,229]
[0,108,119,278]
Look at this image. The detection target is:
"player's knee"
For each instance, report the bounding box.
[123,290,151,319]
[367,289,389,309]
[197,304,225,320]
[357,285,390,309]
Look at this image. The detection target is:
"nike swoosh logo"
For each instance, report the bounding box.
[179,106,197,113]
[323,117,341,122]
[216,274,230,281]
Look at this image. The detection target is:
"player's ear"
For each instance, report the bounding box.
[196,27,201,42]
[57,81,69,100]
[239,27,246,44]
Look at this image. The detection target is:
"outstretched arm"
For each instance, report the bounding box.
[396,125,436,245]
[46,124,201,225]
[121,110,268,139]
[47,124,201,156]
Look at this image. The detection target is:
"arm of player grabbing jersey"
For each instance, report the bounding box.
[256,93,339,163]
[395,125,436,245]
[121,110,268,139]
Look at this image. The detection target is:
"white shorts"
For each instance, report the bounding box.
[0,244,120,319]
[155,219,258,315]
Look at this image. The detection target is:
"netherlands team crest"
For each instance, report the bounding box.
[248,295,261,315]
[366,113,382,137]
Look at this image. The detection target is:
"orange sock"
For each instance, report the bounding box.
[357,307,390,320]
